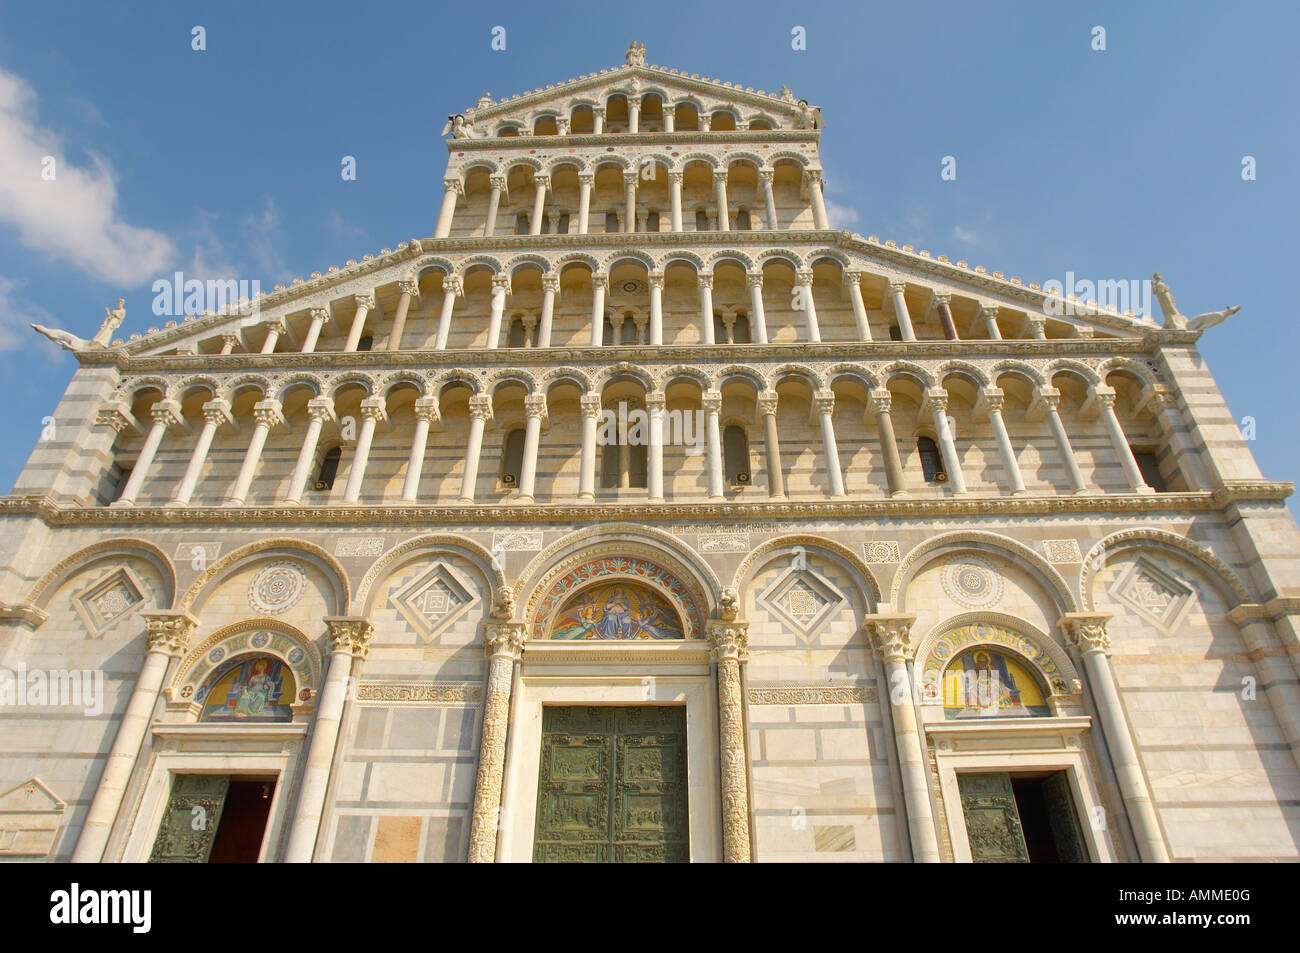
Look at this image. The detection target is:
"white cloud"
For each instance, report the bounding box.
[0,68,173,285]
[824,198,861,229]
[952,225,983,246]
[327,209,366,241]
[0,276,59,356]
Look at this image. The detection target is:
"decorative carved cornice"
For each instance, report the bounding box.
[1,484,1290,528]
[355,681,483,704]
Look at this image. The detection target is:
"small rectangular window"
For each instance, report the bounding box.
[1132,450,1166,492]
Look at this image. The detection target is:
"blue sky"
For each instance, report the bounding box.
[0,1,1295,505]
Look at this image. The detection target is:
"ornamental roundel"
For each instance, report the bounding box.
[248,561,307,615]
[940,555,1003,609]
[532,555,704,641]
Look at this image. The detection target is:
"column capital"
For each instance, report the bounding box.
[483,621,526,660]
[578,171,595,185]
[592,273,609,290]
[490,274,511,294]
[1138,384,1176,419]
[844,270,864,285]
[795,269,814,286]
[534,174,550,190]
[468,394,494,422]
[702,390,722,414]
[397,279,419,297]
[306,396,337,424]
[746,272,764,289]
[541,273,560,293]
[931,292,952,308]
[1023,316,1046,337]
[524,393,549,421]
[759,168,774,183]
[413,396,442,425]
[812,389,835,416]
[697,273,713,290]
[623,170,639,186]
[1059,614,1112,655]
[489,174,506,190]
[309,307,329,323]
[757,390,780,417]
[979,304,1000,320]
[221,331,242,349]
[867,389,892,415]
[1028,385,1061,419]
[668,170,683,184]
[443,276,463,298]
[201,398,234,429]
[262,318,287,336]
[975,386,1005,415]
[252,399,286,431]
[325,617,374,659]
[920,387,948,417]
[591,105,605,117]
[443,177,465,195]
[864,614,917,661]
[359,396,388,424]
[580,394,603,418]
[712,170,729,185]
[645,392,666,413]
[648,271,665,289]
[1081,385,1116,420]
[97,401,141,436]
[150,399,186,431]
[142,610,198,656]
[887,280,908,296]
[353,293,375,312]
[707,620,749,662]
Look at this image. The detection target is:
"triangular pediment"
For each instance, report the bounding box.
[0,777,65,813]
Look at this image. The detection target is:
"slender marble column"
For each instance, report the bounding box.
[646,393,665,502]
[699,274,716,345]
[623,172,637,233]
[113,400,184,506]
[713,171,730,232]
[703,390,724,500]
[344,294,373,352]
[577,173,593,235]
[517,394,547,503]
[1032,386,1087,493]
[590,274,607,346]
[434,277,461,350]
[224,400,283,505]
[301,308,327,353]
[648,272,664,345]
[71,611,196,862]
[578,394,601,500]
[434,178,462,238]
[387,280,417,351]
[529,175,548,236]
[980,305,1002,340]
[1061,615,1170,863]
[758,390,785,499]
[628,95,640,133]
[259,319,285,354]
[708,618,752,863]
[745,274,769,345]
[284,618,372,862]
[1087,386,1150,492]
[283,397,336,504]
[537,275,558,348]
[486,275,509,349]
[978,387,1026,494]
[869,389,906,496]
[484,175,505,237]
[220,333,239,355]
[467,621,525,863]
[669,171,684,232]
[923,389,966,493]
[845,271,871,341]
[458,395,493,503]
[171,399,232,505]
[663,106,675,132]
[813,389,846,497]
[889,281,916,341]
[401,397,440,502]
[591,106,604,135]
[934,294,959,341]
[796,270,821,342]
[866,615,941,863]
[807,170,829,229]
[760,169,778,229]
[342,398,386,503]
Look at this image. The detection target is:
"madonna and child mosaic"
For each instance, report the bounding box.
[548,582,687,640]
[921,622,1065,718]
[198,654,296,722]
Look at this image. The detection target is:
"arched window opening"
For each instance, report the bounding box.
[736,208,751,230]
[749,119,773,130]
[733,313,752,343]
[533,115,558,136]
[501,428,525,487]
[557,213,570,234]
[918,436,945,482]
[724,425,751,485]
[507,316,528,348]
[570,106,595,135]
[498,125,520,138]
[315,446,341,491]
[605,210,620,233]
[646,211,660,232]
[694,209,709,232]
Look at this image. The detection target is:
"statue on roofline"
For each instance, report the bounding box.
[1152,272,1241,331]
[625,41,646,66]
[32,297,128,351]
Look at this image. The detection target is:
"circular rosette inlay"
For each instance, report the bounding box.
[248,561,307,615]
[940,555,1003,609]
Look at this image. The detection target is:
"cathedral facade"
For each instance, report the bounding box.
[2,45,1298,863]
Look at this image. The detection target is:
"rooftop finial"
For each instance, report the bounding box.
[625,40,646,66]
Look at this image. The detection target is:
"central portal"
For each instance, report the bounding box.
[533,706,689,863]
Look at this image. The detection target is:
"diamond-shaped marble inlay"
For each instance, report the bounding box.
[1110,558,1195,631]
[390,562,477,642]
[75,568,145,635]
[760,566,844,637]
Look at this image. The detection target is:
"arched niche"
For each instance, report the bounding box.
[544,580,687,641]
[917,619,1077,712]
[169,620,321,720]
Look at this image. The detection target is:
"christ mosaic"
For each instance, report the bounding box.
[548,582,686,641]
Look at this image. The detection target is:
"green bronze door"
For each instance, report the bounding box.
[149,774,230,863]
[957,772,1029,863]
[534,706,689,863]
